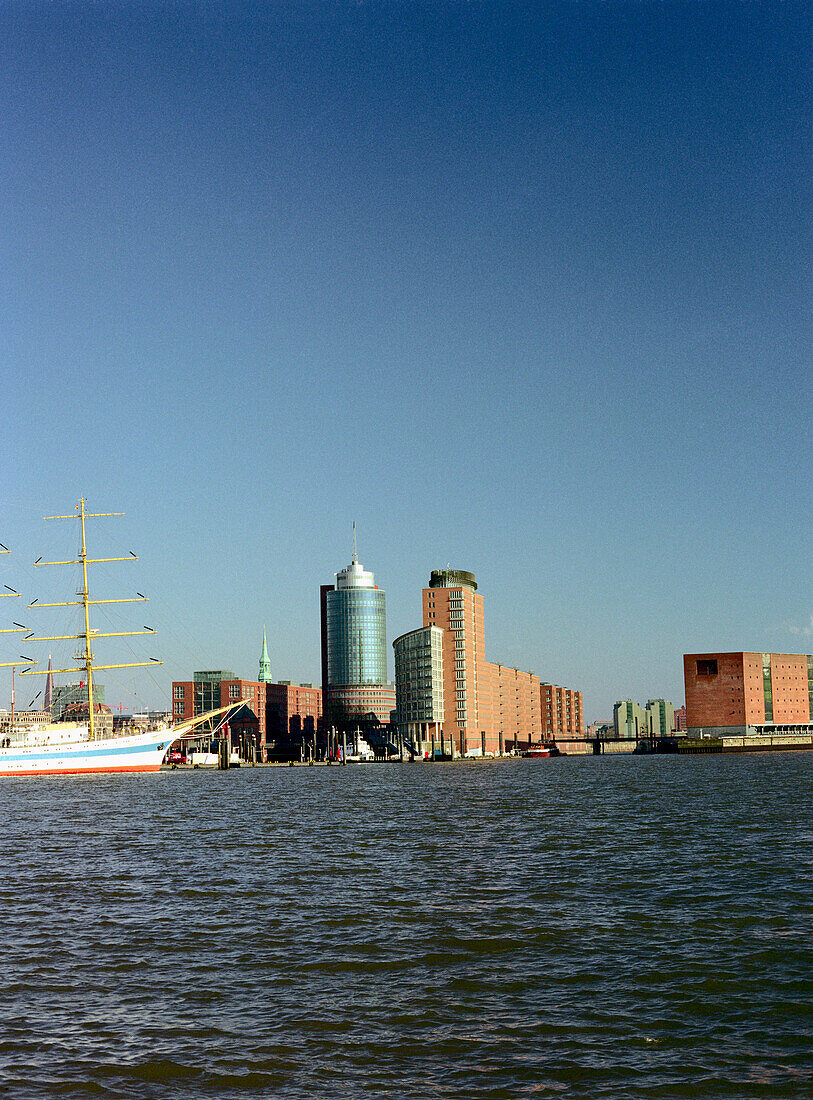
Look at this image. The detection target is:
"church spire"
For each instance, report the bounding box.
[44,654,54,712]
[258,627,271,683]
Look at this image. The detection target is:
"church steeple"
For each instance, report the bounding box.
[44,654,54,712]
[258,627,271,683]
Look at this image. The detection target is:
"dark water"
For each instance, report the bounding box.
[1,754,811,1099]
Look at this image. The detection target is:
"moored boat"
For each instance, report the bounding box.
[0,723,173,776]
[344,733,376,762]
[1,499,241,777]
[0,705,239,777]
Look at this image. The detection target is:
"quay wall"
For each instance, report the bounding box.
[555,740,591,755]
[679,733,813,753]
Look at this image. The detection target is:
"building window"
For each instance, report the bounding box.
[697,659,718,676]
[173,685,185,699]
[229,685,240,700]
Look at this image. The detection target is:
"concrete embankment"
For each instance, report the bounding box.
[679,733,813,753]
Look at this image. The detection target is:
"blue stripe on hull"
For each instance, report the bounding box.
[0,740,168,764]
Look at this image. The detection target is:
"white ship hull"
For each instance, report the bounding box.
[2,500,241,777]
[0,726,175,777]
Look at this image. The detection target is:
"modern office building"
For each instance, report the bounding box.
[684,652,813,736]
[540,683,584,738]
[613,698,677,740]
[481,662,543,753]
[422,569,483,753]
[645,699,676,739]
[392,626,445,746]
[419,568,542,756]
[613,699,647,740]
[320,547,395,724]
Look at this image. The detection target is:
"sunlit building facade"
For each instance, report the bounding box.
[171,670,267,746]
[684,651,813,737]
[393,626,445,745]
[421,568,542,756]
[645,699,676,739]
[540,683,584,738]
[265,681,323,761]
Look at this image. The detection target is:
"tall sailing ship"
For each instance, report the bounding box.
[0,499,236,776]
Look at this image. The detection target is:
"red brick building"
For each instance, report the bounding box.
[172,671,324,761]
[684,652,813,735]
[266,681,323,757]
[540,683,584,739]
[421,569,542,755]
[172,670,267,747]
[480,662,543,753]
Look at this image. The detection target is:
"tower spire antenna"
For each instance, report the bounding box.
[352,521,357,564]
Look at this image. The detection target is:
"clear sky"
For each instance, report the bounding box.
[1,1,810,720]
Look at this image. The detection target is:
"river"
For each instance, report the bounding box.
[1,752,810,1097]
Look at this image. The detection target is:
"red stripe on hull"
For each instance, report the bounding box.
[0,764,161,777]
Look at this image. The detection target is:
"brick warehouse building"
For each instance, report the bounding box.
[265,681,323,761]
[172,670,266,757]
[172,671,323,761]
[684,652,813,737]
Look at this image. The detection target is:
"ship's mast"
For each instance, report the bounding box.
[22,499,162,740]
[0,560,37,722]
[78,499,96,737]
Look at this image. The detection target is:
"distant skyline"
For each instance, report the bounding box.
[2,2,810,720]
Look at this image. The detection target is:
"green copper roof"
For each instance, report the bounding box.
[259,626,271,682]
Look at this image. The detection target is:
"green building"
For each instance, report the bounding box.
[613,699,646,739]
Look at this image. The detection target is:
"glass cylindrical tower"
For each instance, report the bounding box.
[325,558,387,686]
[322,551,394,723]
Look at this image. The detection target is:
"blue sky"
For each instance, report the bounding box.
[1,1,810,720]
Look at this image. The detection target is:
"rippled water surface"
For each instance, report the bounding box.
[1,754,811,1098]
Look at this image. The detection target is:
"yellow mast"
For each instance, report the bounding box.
[0,566,37,724]
[22,499,162,740]
[79,499,95,738]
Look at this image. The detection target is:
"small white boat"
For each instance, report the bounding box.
[344,734,376,762]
